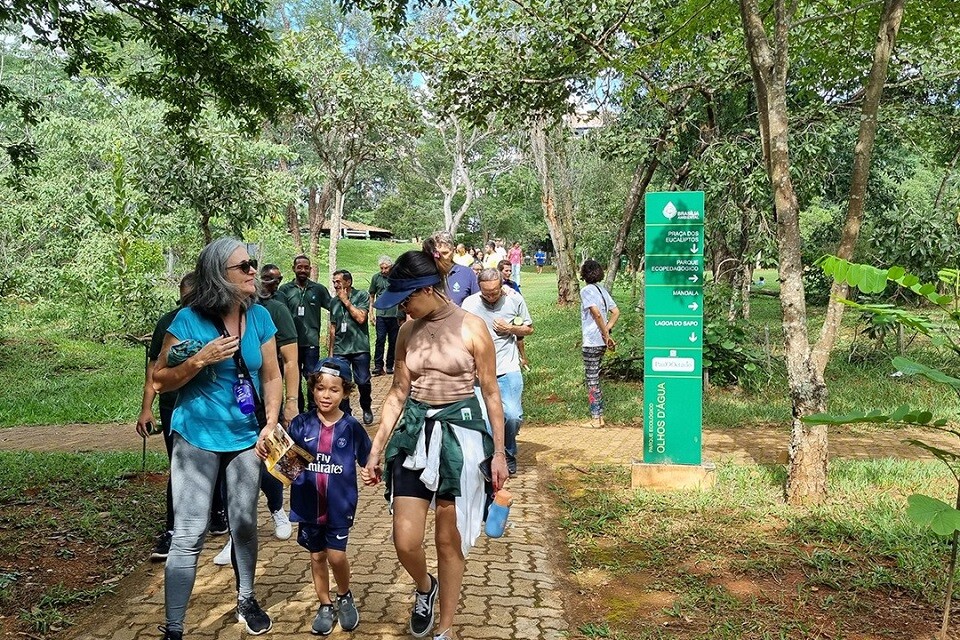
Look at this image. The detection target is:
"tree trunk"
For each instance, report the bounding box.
[200,212,212,245]
[811,0,907,376]
[277,156,303,254]
[530,116,579,305]
[286,201,303,254]
[740,0,829,505]
[604,93,702,290]
[308,183,332,280]
[741,259,753,320]
[604,157,659,290]
[327,189,346,282]
[934,144,960,213]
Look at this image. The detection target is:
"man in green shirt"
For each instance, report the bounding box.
[258,264,300,425]
[368,255,403,376]
[277,255,332,412]
[327,269,373,424]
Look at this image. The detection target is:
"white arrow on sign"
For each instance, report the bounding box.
[688,302,699,311]
[688,332,698,342]
[688,274,699,283]
[690,244,698,253]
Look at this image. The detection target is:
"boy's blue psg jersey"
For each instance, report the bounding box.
[288,412,372,528]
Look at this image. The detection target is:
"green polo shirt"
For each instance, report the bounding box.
[330,288,371,355]
[149,306,182,417]
[277,280,332,347]
[258,297,297,348]
[368,272,402,319]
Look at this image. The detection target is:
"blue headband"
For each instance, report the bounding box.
[374,273,443,310]
[386,274,442,292]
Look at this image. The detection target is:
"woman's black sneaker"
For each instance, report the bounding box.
[208,511,229,536]
[237,596,272,635]
[158,625,182,640]
[409,574,437,637]
[150,531,172,561]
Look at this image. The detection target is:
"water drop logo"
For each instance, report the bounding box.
[662,201,677,220]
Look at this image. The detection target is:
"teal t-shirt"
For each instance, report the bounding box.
[330,289,371,355]
[368,273,402,318]
[167,305,277,452]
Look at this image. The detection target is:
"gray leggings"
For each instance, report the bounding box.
[164,433,261,632]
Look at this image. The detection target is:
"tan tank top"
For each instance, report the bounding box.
[405,302,476,404]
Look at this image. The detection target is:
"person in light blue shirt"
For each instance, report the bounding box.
[153,237,281,640]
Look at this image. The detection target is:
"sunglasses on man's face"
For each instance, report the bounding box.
[227,259,258,273]
[261,275,283,284]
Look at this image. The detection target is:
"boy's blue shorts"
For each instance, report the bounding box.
[297,523,350,553]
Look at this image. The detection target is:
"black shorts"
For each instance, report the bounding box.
[391,420,457,503]
[297,523,350,553]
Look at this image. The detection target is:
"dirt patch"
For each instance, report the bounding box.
[548,466,948,640]
[0,471,166,637]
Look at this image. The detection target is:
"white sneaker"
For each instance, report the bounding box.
[213,537,232,566]
[271,509,292,540]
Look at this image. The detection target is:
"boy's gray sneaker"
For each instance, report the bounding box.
[410,574,438,637]
[311,604,335,636]
[336,591,359,631]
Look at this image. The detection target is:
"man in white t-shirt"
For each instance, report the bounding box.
[462,269,534,471]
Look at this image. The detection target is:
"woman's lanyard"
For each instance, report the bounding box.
[213,313,249,380]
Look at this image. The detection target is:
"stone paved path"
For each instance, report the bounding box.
[1,376,952,640]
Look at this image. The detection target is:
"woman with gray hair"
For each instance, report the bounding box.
[153,237,281,640]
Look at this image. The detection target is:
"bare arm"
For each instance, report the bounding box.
[153,333,240,393]
[464,314,509,491]
[254,338,283,457]
[278,342,299,425]
[607,306,621,333]
[361,323,414,485]
[492,318,534,338]
[136,360,157,437]
[327,322,335,357]
[337,289,368,324]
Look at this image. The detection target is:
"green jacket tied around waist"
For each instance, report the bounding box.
[384,395,492,500]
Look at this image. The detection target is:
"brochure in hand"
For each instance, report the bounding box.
[263,423,314,486]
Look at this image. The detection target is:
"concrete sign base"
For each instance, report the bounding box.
[631,461,717,490]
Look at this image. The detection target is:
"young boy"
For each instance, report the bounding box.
[287,357,372,635]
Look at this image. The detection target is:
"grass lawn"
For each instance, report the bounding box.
[1,240,959,638]
[0,451,168,635]
[1,239,956,428]
[556,459,955,639]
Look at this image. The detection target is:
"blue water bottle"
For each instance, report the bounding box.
[485,489,513,538]
[233,379,256,415]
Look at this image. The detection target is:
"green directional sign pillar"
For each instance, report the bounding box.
[644,191,704,465]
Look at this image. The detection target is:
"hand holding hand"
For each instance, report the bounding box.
[360,457,383,486]
[605,336,617,351]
